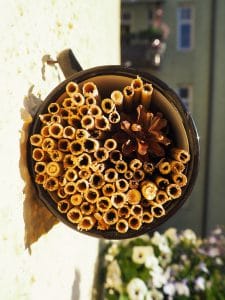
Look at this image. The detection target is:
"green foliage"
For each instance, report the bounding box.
[102,227,225,300]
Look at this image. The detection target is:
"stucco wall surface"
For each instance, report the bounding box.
[0,1,120,299]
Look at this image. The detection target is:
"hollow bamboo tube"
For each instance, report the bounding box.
[72,93,85,106]
[171,173,187,187]
[94,147,109,162]
[151,204,165,218]
[115,179,129,192]
[78,216,96,231]
[84,188,99,204]
[130,205,143,217]
[32,148,46,161]
[123,85,135,111]
[48,102,60,114]
[62,97,76,108]
[129,159,142,171]
[111,192,127,208]
[142,211,154,224]
[155,190,170,204]
[111,90,123,110]
[66,81,79,97]
[131,76,143,106]
[42,137,57,151]
[128,215,142,230]
[95,115,110,131]
[70,140,84,156]
[97,197,112,213]
[101,98,115,114]
[39,113,52,124]
[64,181,76,195]
[81,115,95,130]
[77,153,92,169]
[88,104,102,117]
[57,199,71,214]
[116,219,129,234]
[115,160,128,174]
[104,139,117,151]
[155,176,169,190]
[48,150,64,162]
[76,179,89,193]
[63,126,76,139]
[80,201,95,215]
[67,207,82,224]
[171,148,190,164]
[82,82,99,99]
[108,110,120,124]
[158,161,171,175]
[103,208,118,225]
[118,205,131,219]
[63,154,77,168]
[89,172,104,189]
[49,123,64,139]
[104,168,118,182]
[102,183,116,197]
[166,183,182,199]
[141,83,153,110]
[44,176,59,191]
[35,173,46,185]
[41,125,50,137]
[64,168,77,181]
[34,161,46,174]
[30,134,43,147]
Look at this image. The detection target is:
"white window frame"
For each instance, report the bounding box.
[177,85,193,111]
[177,6,194,51]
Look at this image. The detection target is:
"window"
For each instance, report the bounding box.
[177,6,194,51]
[177,85,192,111]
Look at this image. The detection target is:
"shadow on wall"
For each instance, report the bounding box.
[19,56,62,253]
[71,269,81,300]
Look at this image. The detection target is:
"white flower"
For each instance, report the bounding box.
[215,257,223,265]
[107,243,119,257]
[105,260,122,293]
[145,255,159,269]
[198,262,209,273]
[151,232,167,247]
[164,228,179,244]
[163,282,176,296]
[145,289,163,300]
[212,227,222,235]
[132,246,154,264]
[158,252,172,268]
[181,229,197,244]
[150,266,167,289]
[208,247,220,257]
[151,232,170,254]
[175,282,190,297]
[127,278,147,300]
[195,277,205,291]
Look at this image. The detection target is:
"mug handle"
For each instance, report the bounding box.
[57,49,83,78]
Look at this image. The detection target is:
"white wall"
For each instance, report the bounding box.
[0,1,120,299]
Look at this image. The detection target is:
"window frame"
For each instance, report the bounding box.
[177,6,194,51]
[177,85,193,111]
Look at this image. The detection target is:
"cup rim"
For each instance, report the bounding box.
[27,65,200,239]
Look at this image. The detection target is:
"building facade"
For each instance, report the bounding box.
[121,0,225,235]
